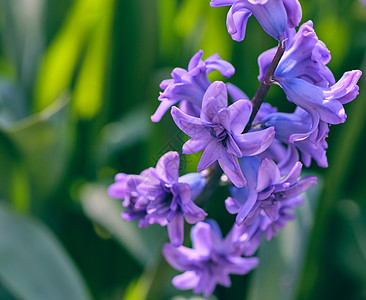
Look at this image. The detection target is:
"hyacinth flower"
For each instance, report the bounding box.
[163,221,258,297]
[262,107,329,168]
[210,0,302,41]
[171,81,275,188]
[108,151,207,246]
[108,171,151,227]
[258,21,362,141]
[228,195,303,256]
[225,157,317,224]
[151,50,235,122]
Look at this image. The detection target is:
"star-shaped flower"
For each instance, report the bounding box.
[163,221,258,297]
[171,81,275,188]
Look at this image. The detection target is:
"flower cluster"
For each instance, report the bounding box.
[109,0,361,297]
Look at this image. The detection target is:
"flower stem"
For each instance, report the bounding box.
[244,39,286,133]
[197,40,286,204]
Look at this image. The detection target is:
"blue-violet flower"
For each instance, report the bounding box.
[163,221,258,297]
[108,151,207,246]
[171,81,275,188]
[225,157,317,224]
[151,50,235,122]
[210,0,302,41]
[258,21,362,141]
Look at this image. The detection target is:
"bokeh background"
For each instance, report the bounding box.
[0,0,365,299]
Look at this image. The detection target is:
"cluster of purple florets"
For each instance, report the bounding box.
[108,0,361,297]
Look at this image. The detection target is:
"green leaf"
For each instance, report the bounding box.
[247,181,322,300]
[0,203,92,300]
[80,183,166,266]
[1,0,45,92]
[1,95,73,201]
[95,108,151,165]
[73,0,114,119]
[34,0,107,111]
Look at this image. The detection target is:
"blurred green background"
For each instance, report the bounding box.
[0,0,365,299]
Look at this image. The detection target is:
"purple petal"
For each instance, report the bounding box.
[184,202,207,224]
[197,140,222,171]
[227,134,243,157]
[151,98,178,122]
[171,106,210,139]
[225,196,242,214]
[324,70,362,104]
[163,244,198,270]
[210,0,236,6]
[188,50,204,71]
[279,78,347,125]
[183,138,210,154]
[282,0,302,28]
[227,99,252,135]
[226,3,252,41]
[225,256,259,274]
[205,53,236,77]
[257,158,281,192]
[191,222,213,255]
[248,0,288,40]
[178,100,201,118]
[172,271,200,290]
[179,173,207,200]
[218,152,246,188]
[235,127,275,156]
[235,189,258,224]
[156,151,180,183]
[213,108,231,131]
[281,161,302,184]
[168,215,185,246]
[172,182,192,204]
[201,81,228,122]
[282,176,317,198]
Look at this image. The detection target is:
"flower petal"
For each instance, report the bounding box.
[201,81,228,122]
[235,127,275,156]
[168,215,185,246]
[197,140,222,171]
[156,151,180,183]
[227,99,253,134]
[257,158,281,192]
[172,271,200,290]
[218,152,246,188]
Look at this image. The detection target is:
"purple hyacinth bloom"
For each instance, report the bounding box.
[225,157,317,225]
[151,50,235,122]
[108,152,207,246]
[210,0,302,41]
[163,221,259,297]
[108,172,151,227]
[171,81,275,188]
[258,21,362,141]
[227,218,263,256]
[228,195,303,256]
[262,107,329,168]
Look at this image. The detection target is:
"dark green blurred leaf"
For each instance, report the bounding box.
[80,183,166,266]
[337,200,366,281]
[0,79,28,125]
[96,108,151,165]
[0,203,92,300]
[1,95,72,200]
[1,0,45,93]
[247,181,322,300]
